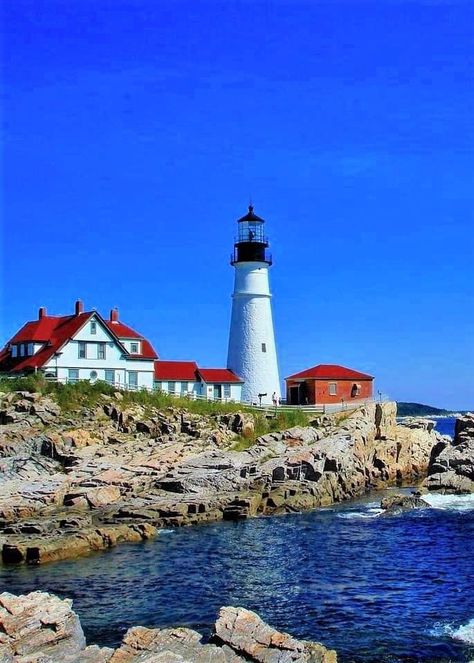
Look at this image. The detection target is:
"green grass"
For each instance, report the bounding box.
[0,374,117,411]
[229,436,256,452]
[0,374,247,416]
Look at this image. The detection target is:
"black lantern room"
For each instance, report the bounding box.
[231,205,272,265]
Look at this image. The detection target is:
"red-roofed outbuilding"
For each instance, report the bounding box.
[285,364,374,405]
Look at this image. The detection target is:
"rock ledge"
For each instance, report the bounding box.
[0,591,337,662]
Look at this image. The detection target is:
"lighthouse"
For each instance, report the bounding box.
[227,205,280,405]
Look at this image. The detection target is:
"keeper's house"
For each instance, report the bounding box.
[0,300,157,390]
[285,364,373,406]
[0,301,244,400]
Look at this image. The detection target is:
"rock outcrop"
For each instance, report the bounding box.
[0,591,337,662]
[0,391,443,564]
[424,413,474,493]
[380,493,431,514]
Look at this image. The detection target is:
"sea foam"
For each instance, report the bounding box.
[452,618,474,645]
[337,503,384,519]
[431,618,474,646]
[423,493,474,512]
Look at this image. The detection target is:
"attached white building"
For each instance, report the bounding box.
[154,361,243,402]
[0,300,157,390]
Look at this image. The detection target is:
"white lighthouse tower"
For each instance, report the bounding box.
[227,205,280,405]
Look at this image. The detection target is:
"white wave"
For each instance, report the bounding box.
[159,529,175,534]
[431,618,474,646]
[423,493,474,512]
[452,618,474,645]
[337,510,382,520]
[336,501,385,520]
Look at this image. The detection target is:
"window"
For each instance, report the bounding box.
[68,369,79,383]
[90,321,97,335]
[20,344,25,357]
[128,371,138,388]
[261,343,267,353]
[11,345,17,358]
[351,384,361,398]
[78,342,87,359]
[105,370,115,384]
[130,342,139,354]
[223,384,231,398]
[97,343,106,360]
[181,382,188,394]
[90,370,98,382]
[329,383,337,396]
[168,381,176,393]
[155,381,162,391]
[28,343,34,355]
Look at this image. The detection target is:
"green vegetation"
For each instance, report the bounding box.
[229,436,256,452]
[0,374,245,415]
[0,374,117,411]
[396,401,452,417]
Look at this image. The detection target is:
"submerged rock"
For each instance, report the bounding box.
[380,494,431,514]
[0,591,337,662]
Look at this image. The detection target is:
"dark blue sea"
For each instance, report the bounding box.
[433,417,457,437]
[1,488,473,663]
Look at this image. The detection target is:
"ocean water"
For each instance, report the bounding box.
[1,489,473,663]
[433,417,457,437]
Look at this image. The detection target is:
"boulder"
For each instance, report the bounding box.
[0,591,113,662]
[213,606,337,662]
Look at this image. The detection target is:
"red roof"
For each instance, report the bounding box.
[104,320,157,360]
[0,312,94,373]
[286,364,373,381]
[198,368,243,383]
[0,310,157,373]
[154,361,199,381]
[104,321,142,339]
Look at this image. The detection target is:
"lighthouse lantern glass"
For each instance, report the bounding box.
[239,221,264,243]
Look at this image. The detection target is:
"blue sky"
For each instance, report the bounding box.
[2,0,473,409]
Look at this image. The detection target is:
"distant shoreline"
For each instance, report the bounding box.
[396,401,468,418]
[397,414,462,420]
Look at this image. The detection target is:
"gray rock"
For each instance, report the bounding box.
[424,413,474,493]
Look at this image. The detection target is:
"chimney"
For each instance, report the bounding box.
[110,307,119,323]
[38,307,47,319]
[75,299,84,316]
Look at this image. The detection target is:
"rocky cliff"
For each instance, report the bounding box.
[0,591,337,662]
[424,412,474,493]
[0,391,443,564]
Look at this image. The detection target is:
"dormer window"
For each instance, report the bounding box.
[91,321,97,335]
[11,345,17,358]
[130,342,139,354]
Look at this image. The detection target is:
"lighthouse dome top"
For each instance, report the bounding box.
[237,205,265,224]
